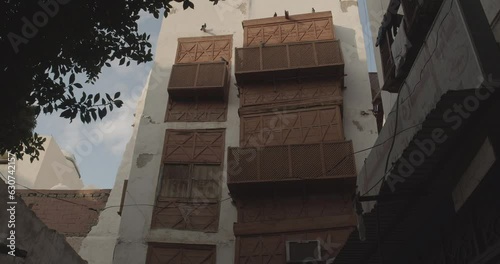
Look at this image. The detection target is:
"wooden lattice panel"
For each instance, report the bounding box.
[237,192,353,223]
[240,106,344,147]
[227,141,356,184]
[176,35,232,64]
[163,130,225,164]
[243,12,334,47]
[240,77,342,109]
[165,97,227,122]
[147,243,216,264]
[236,228,353,264]
[151,200,219,232]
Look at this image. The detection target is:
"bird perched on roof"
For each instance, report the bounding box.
[274,12,277,17]
[312,8,315,13]
[200,23,207,32]
[285,10,289,19]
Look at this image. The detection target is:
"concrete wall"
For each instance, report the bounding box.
[112,1,378,263]
[78,75,149,264]
[12,136,84,190]
[0,180,86,264]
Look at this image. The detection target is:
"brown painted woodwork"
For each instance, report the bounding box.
[176,35,232,64]
[236,191,353,223]
[146,243,216,264]
[227,141,356,186]
[159,164,221,199]
[151,200,220,232]
[165,97,227,122]
[163,129,225,164]
[234,215,356,236]
[235,40,344,83]
[242,11,335,47]
[235,227,354,264]
[239,77,342,109]
[117,180,128,216]
[240,105,344,147]
[167,62,230,100]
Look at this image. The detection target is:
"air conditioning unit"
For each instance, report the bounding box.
[286,240,322,263]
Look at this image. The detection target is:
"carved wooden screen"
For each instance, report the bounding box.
[176,35,233,64]
[240,105,344,147]
[165,97,227,122]
[240,77,342,109]
[162,130,225,164]
[151,199,220,231]
[152,129,225,231]
[147,243,216,264]
[237,192,353,223]
[243,12,334,47]
[236,228,353,264]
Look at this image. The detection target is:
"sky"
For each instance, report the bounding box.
[34,13,162,189]
[34,2,377,189]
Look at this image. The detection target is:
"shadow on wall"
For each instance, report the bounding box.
[335,25,361,67]
[340,0,359,13]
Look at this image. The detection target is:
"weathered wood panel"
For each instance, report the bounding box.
[243,12,334,47]
[240,77,342,109]
[147,243,216,264]
[165,97,227,122]
[235,228,354,264]
[159,164,221,199]
[236,192,353,223]
[176,35,232,64]
[240,106,343,147]
[163,130,225,164]
[151,200,219,232]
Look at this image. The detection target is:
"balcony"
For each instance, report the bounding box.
[167,61,230,100]
[379,0,444,92]
[235,40,344,83]
[227,141,356,192]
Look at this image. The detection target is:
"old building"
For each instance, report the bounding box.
[333,0,500,263]
[82,1,380,264]
[0,136,84,190]
[0,180,88,264]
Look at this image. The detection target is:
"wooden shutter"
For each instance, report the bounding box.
[176,35,233,64]
[161,164,190,198]
[163,130,225,164]
[191,165,221,200]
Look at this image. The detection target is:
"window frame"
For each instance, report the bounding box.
[158,163,222,202]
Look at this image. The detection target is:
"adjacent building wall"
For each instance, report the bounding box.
[7,136,84,190]
[78,74,149,264]
[0,180,87,264]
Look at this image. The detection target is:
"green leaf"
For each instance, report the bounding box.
[74,83,83,88]
[91,110,97,121]
[105,62,111,67]
[98,107,107,119]
[114,100,123,108]
[114,92,120,99]
[106,93,112,101]
[69,73,75,84]
[119,57,125,65]
[94,94,100,104]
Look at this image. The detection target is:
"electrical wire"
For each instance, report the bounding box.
[0,171,233,213]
